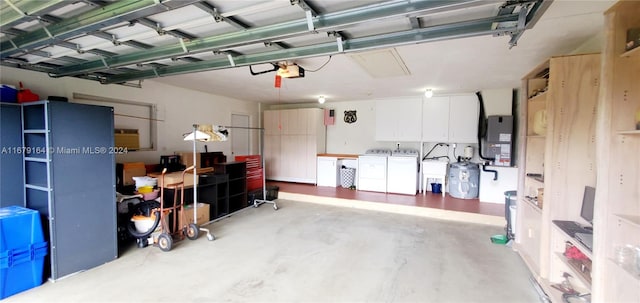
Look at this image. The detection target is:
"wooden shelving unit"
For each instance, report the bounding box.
[516,52,601,297]
[592,1,640,302]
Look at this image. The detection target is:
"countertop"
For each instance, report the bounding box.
[317,153,359,159]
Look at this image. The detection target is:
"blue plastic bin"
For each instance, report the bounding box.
[0,206,48,300]
[430,183,442,194]
[0,85,18,103]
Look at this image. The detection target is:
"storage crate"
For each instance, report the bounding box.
[0,206,48,299]
[0,85,17,103]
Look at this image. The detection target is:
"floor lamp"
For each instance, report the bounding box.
[183,124,226,241]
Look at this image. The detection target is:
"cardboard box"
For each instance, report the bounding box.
[176,151,200,168]
[114,129,140,150]
[122,162,146,186]
[179,203,210,227]
[148,171,198,188]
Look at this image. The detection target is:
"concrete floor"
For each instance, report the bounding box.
[5,197,539,303]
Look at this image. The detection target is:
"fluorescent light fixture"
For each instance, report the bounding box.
[318,96,326,104]
[424,89,434,98]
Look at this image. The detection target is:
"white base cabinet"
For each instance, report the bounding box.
[317,156,340,187]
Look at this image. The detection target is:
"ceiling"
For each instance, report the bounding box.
[0,0,615,104]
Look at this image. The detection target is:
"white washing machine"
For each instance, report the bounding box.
[358,149,391,193]
[387,149,419,195]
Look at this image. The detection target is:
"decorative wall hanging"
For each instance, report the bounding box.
[344,110,357,124]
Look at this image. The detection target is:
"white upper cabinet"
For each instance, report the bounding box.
[375,97,423,141]
[421,94,479,143]
[448,94,479,143]
[421,96,450,142]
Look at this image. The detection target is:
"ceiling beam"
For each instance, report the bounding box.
[0,0,67,30]
[193,1,251,30]
[0,0,201,59]
[101,14,520,84]
[48,0,487,78]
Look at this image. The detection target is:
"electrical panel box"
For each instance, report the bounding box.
[486,115,513,143]
[484,115,513,166]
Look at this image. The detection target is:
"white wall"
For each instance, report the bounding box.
[1,67,260,164]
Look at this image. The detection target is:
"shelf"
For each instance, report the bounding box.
[551,225,593,260]
[24,157,48,162]
[555,252,592,287]
[522,197,542,212]
[613,214,640,227]
[528,91,547,103]
[526,135,546,139]
[23,129,47,134]
[526,175,545,183]
[617,130,640,136]
[25,184,50,191]
[621,46,640,58]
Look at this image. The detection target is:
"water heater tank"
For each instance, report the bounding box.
[448,162,480,199]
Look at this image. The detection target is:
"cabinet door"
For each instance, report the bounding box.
[519,200,542,272]
[264,134,281,179]
[448,94,479,143]
[280,135,306,180]
[304,108,324,135]
[395,97,423,141]
[0,104,24,207]
[375,97,422,141]
[422,96,450,142]
[304,135,319,182]
[264,110,281,135]
[317,157,338,187]
[281,109,305,135]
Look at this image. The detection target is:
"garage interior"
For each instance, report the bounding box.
[1,0,639,302]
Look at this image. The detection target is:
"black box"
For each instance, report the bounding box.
[248,186,279,205]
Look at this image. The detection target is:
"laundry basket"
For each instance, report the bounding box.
[340,167,356,188]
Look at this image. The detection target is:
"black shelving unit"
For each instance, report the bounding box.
[160,174,229,220]
[213,162,247,213]
[21,101,117,281]
[201,174,229,218]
